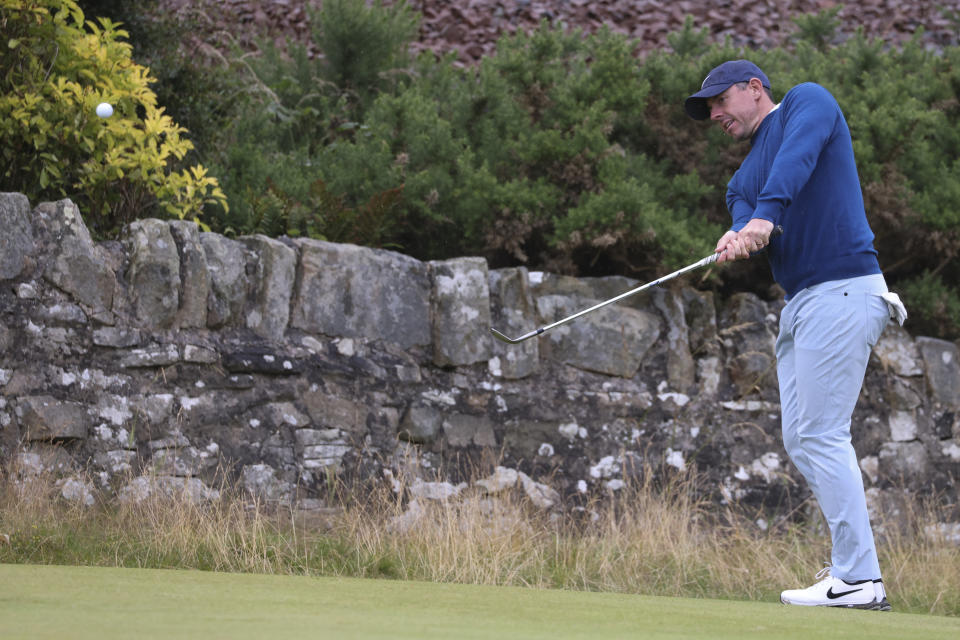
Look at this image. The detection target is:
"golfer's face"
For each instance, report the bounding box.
[707,84,760,141]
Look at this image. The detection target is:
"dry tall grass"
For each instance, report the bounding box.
[1,461,957,616]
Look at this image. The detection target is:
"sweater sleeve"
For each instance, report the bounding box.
[726,179,756,232]
[752,83,840,226]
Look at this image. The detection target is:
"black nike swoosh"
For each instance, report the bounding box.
[826,586,863,599]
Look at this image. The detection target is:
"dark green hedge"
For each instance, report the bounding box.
[66,2,960,339]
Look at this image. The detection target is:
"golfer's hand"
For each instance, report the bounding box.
[714,230,739,264]
[715,219,775,263]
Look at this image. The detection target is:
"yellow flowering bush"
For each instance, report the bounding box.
[0,0,227,232]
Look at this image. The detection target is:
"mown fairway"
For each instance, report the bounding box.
[2,564,958,639]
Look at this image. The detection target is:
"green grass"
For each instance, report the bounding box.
[1,564,959,639]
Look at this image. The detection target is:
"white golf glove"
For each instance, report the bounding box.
[881,291,908,326]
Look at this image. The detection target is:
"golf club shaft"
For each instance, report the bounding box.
[490,225,782,344]
[490,253,717,344]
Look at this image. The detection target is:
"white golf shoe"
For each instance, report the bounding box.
[780,567,888,610]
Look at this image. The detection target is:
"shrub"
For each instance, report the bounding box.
[0,0,227,234]
[635,21,960,326]
[786,34,960,336]
[899,272,960,340]
[198,6,958,335]
[309,23,722,273]
[201,0,420,242]
[312,0,420,109]
[790,5,843,51]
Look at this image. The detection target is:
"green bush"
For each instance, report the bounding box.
[899,272,960,340]
[195,4,958,337]
[313,0,419,108]
[200,0,420,242]
[226,21,722,272]
[633,20,960,331]
[790,5,843,51]
[0,0,228,233]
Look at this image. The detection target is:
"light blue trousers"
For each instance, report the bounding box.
[777,274,890,581]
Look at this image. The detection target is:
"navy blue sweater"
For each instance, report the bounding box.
[725,82,881,298]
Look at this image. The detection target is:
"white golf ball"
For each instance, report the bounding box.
[96,102,114,118]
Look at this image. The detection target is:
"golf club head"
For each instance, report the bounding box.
[490,327,521,344]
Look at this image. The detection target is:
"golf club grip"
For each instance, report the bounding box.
[751,224,783,256]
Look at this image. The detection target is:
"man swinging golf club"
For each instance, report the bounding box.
[685,60,906,611]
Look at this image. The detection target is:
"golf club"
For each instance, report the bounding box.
[490,225,783,344]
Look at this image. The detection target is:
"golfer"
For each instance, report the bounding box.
[685,60,906,611]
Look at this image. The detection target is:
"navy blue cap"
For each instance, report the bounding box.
[684,60,770,120]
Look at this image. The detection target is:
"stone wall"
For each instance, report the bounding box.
[1,193,958,529]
